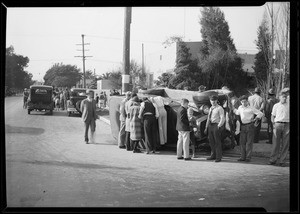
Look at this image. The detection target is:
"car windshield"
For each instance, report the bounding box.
[31,88,52,94]
[34,89,48,94]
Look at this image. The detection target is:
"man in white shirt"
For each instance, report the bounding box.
[204,95,225,162]
[268,91,290,167]
[248,87,265,144]
[233,95,263,162]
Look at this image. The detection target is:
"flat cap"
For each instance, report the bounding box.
[281,87,290,93]
[239,95,248,101]
[199,85,206,90]
[209,95,218,101]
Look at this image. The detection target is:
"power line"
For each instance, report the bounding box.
[86,34,162,44]
[89,59,121,63]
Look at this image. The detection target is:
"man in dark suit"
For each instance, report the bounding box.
[80,89,98,144]
[176,98,191,160]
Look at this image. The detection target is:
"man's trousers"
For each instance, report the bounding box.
[208,123,223,160]
[177,131,190,159]
[239,123,254,160]
[84,120,96,142]
[118,120,126,147]
[270,123,290,164]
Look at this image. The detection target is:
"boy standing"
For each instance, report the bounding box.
[176,99,191,160]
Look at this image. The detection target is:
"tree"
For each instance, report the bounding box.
[129,59,146,88]
[254,2,290,98]
[43,63,82,88]
[100,69,122,90]
[163,36,204,90]
[268,2,290,95]
[198,7,249,92]
[85,70,97,89]
[99,60,145,90]
[154,72,175,87]
[253,16,272,97]
[5,46,33,89]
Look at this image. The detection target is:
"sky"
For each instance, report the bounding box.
[5,5,270,81]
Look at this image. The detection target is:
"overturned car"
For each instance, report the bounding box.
[109,88,240,150]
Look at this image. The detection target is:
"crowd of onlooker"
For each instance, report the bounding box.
[115,85,290,167]
[21,85,290,167]
[51,87,70,111]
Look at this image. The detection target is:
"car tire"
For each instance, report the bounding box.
[28,110,30,114]
[76,100,82,114]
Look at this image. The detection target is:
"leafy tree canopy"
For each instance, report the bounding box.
[154,72,175,87]
[253,18,271,82]
[163,37,205,90]
[5,45,33,89]
[198,7,251,92]
[99,60,145,89]
[43,63,82,88]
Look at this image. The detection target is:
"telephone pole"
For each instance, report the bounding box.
[142,43,144,74]
[75,34,92,88]
[122,7,132,93]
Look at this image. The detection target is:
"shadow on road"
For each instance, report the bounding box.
[52,111,81,117]
[14,159,134,170]
[5,124,45,135]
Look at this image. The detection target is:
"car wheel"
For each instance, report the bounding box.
[28,110,30,114]
[76,100,82,114]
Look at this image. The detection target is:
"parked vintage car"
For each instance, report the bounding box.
[27,85,54,115]
[66,88,87,116]
[109,87,238,150]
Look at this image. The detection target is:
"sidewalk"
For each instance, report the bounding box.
[97,108,288,159]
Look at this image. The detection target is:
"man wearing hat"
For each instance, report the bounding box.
[248,87,265,144]
[80,89,98,144]
[268,90,289,167]
[118,91,131,149]
[233,95,263,162]
[198,85,206,93]
[204,94,225,162]
[281,87,290,104]
[264,88,278,144]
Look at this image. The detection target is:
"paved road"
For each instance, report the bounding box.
[4,96,290,211]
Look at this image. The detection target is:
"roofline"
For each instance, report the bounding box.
[71,88,88,91]
[30,85,53,89]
